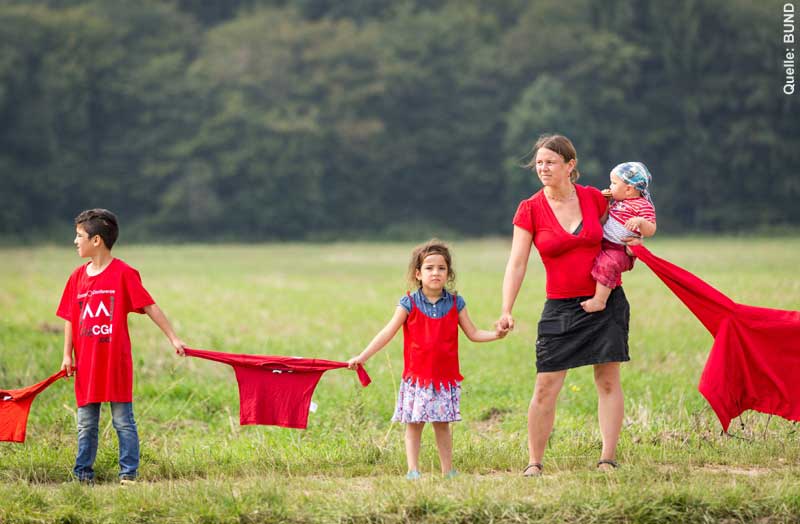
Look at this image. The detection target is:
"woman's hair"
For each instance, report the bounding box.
[407,238,456,291]
[523,134,581,182]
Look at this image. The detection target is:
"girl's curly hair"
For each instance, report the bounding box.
[406,238,456,291]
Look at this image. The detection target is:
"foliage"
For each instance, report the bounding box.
[0,0,797,240]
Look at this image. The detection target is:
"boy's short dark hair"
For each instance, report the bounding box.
[75,209,119,249]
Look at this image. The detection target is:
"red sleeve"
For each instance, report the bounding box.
[122,267,155,314]
[512,199,535,234]
[639,200,657,224]
[56,272,75,321]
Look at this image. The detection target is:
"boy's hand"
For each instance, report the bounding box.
[347,356,364,370]
[170,338,186,356]
[495,326,509,339]
[61,356,74,376]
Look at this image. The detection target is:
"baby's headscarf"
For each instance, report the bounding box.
[610,162,653,204]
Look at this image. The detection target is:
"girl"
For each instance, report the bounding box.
[348,239,506,480]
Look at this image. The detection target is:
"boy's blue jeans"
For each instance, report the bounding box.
[73,402,139,481]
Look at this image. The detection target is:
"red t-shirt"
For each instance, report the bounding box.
[0,370,66,443]
[56,259,154,406]
[513,185,608,298]
[184,348,371,429]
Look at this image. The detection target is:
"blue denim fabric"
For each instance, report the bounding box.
[73,402,139,480]
[398,289,465,318]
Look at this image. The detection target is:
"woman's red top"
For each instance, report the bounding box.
[513,184,608,299]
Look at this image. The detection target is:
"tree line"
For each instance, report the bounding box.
[1,0,797,241]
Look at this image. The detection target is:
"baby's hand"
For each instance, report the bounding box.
[624,217,642,232]
[346,356,364,370]
[495,327,509,339]
[601,188,612,199]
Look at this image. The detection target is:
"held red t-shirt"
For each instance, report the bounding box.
[0,370,66,443]
[513,185,608,298]
[183,348,371,429]
[56,259,154,406]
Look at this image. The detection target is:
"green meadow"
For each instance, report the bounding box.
[1,238,799,523]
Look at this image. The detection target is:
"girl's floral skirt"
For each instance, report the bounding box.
[391,378,461,423]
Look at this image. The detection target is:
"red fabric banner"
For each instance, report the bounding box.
[631,245,800,431]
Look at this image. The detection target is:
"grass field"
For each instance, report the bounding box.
[1,238,799,523]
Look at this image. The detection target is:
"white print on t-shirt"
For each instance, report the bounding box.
[78,290,115,339]
[77,289,115,299]
[82,300,111,319]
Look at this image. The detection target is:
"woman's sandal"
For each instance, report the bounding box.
[522,463,543,477]
[596,459,619,471]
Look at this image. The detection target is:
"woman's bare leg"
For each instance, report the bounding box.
[527,370,567,469]
[594,362,624,470]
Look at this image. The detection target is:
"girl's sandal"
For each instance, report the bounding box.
[522,463,543,477]
[597,459,619,471]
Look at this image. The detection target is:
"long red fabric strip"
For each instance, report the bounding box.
[184,348,370,429]
[0,369,67,443]
[631,245,800,431]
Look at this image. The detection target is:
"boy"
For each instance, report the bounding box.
[581,162,657,313]
[56,209,186,485]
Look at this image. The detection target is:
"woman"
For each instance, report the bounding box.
[496,134,636,476]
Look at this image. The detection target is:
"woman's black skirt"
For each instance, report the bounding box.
[535,287,630,373]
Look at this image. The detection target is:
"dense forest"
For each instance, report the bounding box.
[1,0,797,240]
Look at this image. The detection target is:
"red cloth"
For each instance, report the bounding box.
[183,348,370,429]
[513,185,608,298]
[56,259,154,407]
[631,245,800,431]
[0,370,66,443]
[402,292,462,389]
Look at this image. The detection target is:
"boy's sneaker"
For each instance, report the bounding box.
[75,477,94,486]
[405,470,421,480]
[119,475,137,486]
